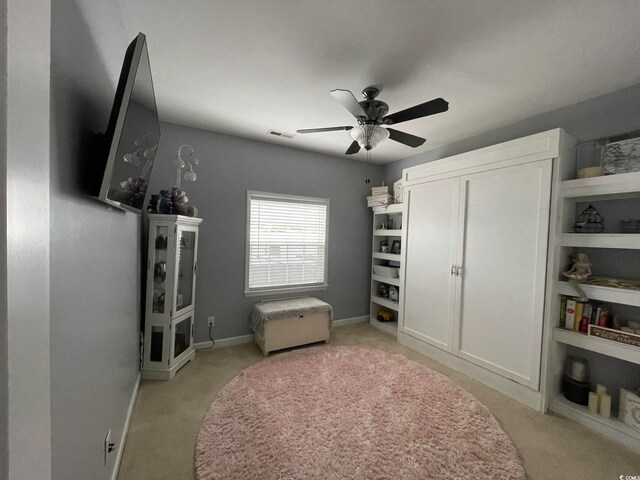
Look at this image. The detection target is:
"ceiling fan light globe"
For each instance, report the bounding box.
[172,155,186,168]
[349,124,389,151]
[184,170,197,182]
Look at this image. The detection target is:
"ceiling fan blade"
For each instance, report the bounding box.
[387,128,427,148]
[296,126,353,134]
[345,141,361,155]
[330,89,368,118]
[383,98,449,125]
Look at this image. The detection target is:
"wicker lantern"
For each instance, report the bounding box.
[574,204,604,233]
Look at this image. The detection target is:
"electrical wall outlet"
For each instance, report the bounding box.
[104,429,114,465]
[208,316,215,327]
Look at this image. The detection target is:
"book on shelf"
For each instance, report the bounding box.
[598,308,611,328]
[578,303,592,333]
[574,302,584,331]
[559,296,567,328]
[560,295,612,332]
[564,297,577,330]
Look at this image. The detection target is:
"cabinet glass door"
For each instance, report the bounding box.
[171,312,193,365]
[151,225,169,314]
[175,227,197,315]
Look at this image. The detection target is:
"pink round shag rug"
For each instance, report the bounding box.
[196,346,526,480]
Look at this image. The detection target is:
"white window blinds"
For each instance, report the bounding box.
[246,192,329,293]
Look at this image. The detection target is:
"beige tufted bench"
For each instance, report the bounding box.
[250,297,333,356]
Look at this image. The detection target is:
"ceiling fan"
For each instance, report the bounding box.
[297,87,449,155]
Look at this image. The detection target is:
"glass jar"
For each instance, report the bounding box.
[576,140,605,178]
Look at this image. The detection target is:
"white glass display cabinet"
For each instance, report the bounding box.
[142,214,202,380]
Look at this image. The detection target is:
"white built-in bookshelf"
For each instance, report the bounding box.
[369,203,403,337]
[545,171,640,453]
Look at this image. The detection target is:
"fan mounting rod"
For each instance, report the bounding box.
[359,86,388,123]
[362,86,380,100]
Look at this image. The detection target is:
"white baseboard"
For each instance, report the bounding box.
[333,315,368,327]
[194,315,368,350]
[194,334,254,350]
[110,372,141,480]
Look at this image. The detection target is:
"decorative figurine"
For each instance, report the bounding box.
[147,193,160,214]
[562,253,592,281]
[171,186,189,215]
[377,284,388,298]
[159,189,173,214]
[388,286,398,302]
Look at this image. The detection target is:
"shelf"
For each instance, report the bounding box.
[557,281,640,306]
[559,233,640,249]
[549,396,640,454]
[370,204,401,339]
[373,203,402,214]
[373,252,402,261]
[553,328,640,365]
[369,316,398,336]
[371,296,399,311]
[373,229,403,237]
[561,172,640,200]
[372,274,400,286]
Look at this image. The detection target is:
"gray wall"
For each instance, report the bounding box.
[50,1,139,478]
[148,123,384,341]
[0,0,7,476]
[384,83,640,184]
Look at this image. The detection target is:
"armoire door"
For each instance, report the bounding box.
[453,159,552,390]
[402,177,460,351]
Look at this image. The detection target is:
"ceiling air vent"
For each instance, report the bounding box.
[267,129,296,139]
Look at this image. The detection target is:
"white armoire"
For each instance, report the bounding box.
[399,129,574,410]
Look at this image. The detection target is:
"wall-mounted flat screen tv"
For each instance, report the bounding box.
[97,32,160,213]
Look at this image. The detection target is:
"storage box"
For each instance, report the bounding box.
[588,324,640,348]
[619,388,640,432]
[621,220,640,233]
[602,136,640,174]
[367,194,393,207]
[373,265,399,278]
[371,186,389,195]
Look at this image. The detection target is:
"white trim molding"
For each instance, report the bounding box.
[6,1,52,478]
[332,315,368,327]
[194,334,254,350]
[110,373,141,480]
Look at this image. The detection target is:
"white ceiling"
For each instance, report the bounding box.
[118,1,640,164]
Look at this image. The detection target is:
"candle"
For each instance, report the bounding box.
[570,361,587,381]
[599,393,612,418]
[588,392,599,414]
[596,384,607,396]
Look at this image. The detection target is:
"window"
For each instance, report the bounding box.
[245,191,329,296]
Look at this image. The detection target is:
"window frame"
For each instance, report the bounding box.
[244,190,330,297]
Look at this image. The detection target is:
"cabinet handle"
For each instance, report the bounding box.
[450,265,456,276]
[456,266,463,277]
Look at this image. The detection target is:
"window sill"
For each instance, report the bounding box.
[244,284,329,298]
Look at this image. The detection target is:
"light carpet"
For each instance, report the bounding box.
[195,346,526,479]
